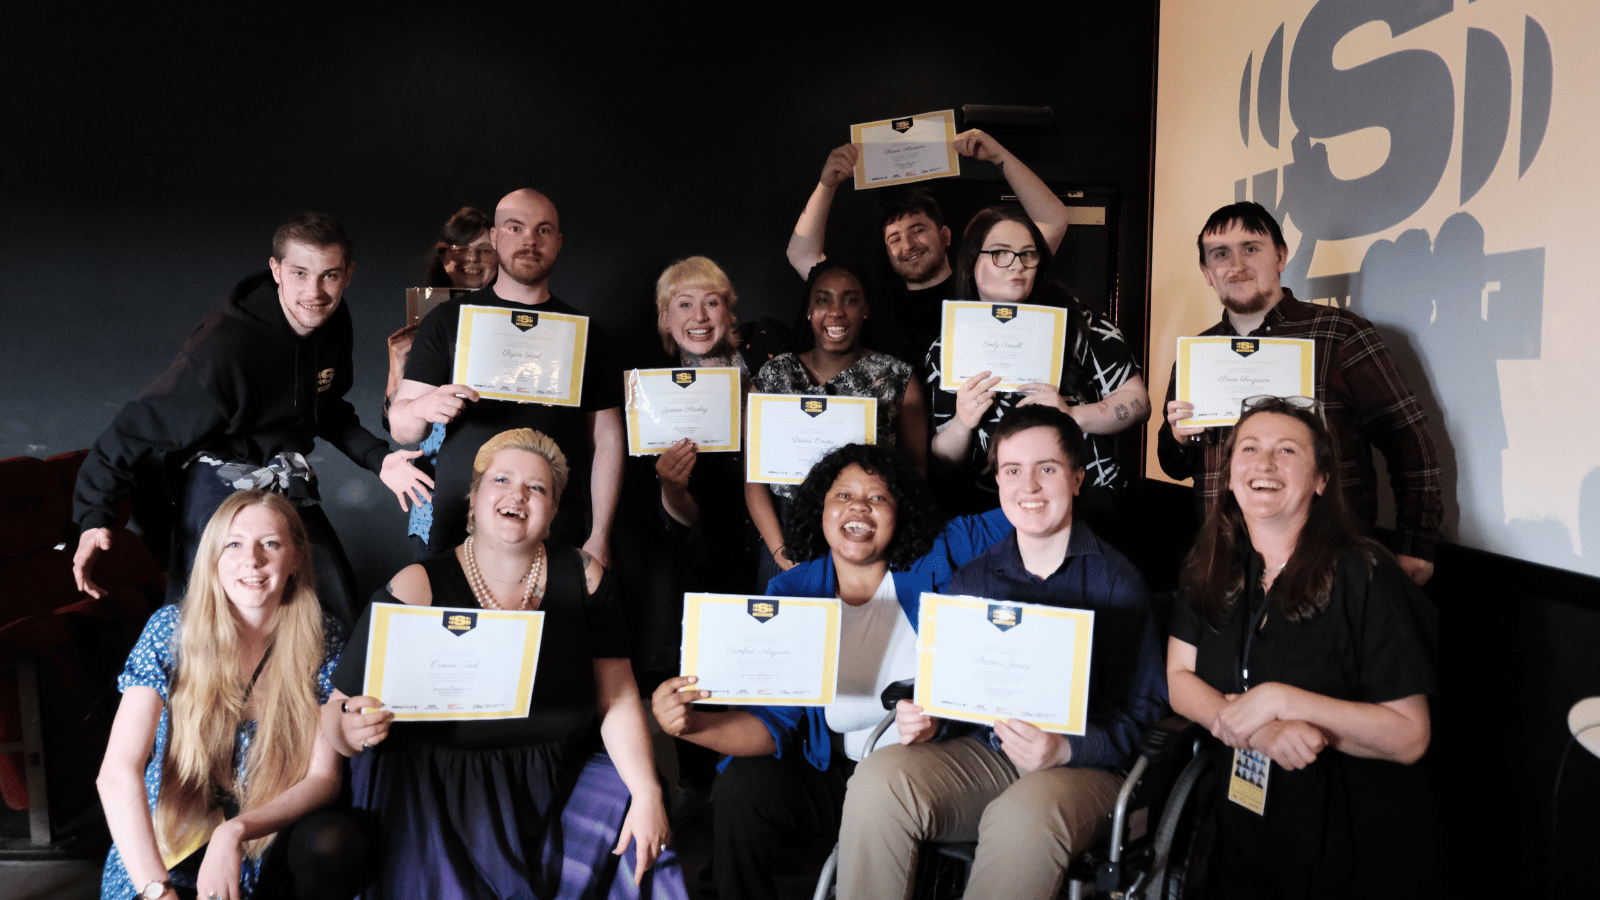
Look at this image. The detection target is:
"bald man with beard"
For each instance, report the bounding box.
[389,189,624,564]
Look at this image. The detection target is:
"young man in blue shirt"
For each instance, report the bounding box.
[836,405,1167,899]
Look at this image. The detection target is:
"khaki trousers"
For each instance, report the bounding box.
[837,736,1123,900]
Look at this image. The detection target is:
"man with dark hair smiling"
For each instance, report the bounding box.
[1159,201,1442,585]
[785,130,1072,374]
[835,405,1164,899]
[72,212,428,624]
[389,188,624,565]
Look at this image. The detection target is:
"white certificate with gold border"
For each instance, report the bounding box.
[851,109,961,189]
[363,603,544,721]
[939,301,1069,391]
[680,593,841,705]
[1176,336,1315,427]
[914,593,1094,735]
[453,304,587,406]
[625,367,741,455]
[745,394,877,484]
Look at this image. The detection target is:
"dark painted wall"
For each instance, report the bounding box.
[2,9,1158,595]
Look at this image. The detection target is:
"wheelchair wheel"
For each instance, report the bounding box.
[1146,751,1217,900]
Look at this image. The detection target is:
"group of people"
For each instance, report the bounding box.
[74,124,1445,900]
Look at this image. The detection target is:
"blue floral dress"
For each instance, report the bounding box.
[100,606,346,900]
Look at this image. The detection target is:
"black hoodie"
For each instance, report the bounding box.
[73,271,390,531]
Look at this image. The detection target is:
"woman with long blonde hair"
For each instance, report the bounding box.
[98,490,357,900]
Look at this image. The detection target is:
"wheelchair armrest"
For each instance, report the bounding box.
[880,678,915,710]
[1136,714,1198,764]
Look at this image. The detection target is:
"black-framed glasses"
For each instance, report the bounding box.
[446,244,495,259]
[977,248,1041,269]
[1240,394,1325,424]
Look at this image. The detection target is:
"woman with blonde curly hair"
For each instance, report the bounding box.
[98,490,358,900]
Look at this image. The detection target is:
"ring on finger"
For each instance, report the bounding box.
[341,700,349,713]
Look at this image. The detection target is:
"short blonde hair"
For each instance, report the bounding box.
[654,256,738,354]
[470,428,570,502]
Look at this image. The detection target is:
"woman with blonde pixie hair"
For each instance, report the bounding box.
[99,490,356,900]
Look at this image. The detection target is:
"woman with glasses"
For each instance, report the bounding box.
[1166,395,1438,897]
[927,206,1148,517]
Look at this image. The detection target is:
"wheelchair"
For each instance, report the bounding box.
[811,681,1219,900]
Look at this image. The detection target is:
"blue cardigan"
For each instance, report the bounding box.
[742,507,1014,772]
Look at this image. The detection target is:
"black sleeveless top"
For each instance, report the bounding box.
[332,544,631,750]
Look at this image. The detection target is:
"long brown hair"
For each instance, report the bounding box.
[157,491,326,860]
[1179,400,1389,626]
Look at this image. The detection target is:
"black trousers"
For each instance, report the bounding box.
[713,751,852,900]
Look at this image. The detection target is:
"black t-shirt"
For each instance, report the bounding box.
[873,274,953,381]
[404,289,622,549]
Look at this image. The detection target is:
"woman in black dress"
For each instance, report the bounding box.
[323,429,683,898]
[1166,396,1438,898]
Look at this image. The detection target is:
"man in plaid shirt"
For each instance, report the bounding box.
[1158,202,1442,585]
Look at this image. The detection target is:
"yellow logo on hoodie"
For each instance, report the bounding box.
[317,368,336,392]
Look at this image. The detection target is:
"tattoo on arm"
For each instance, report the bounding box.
[1116,403,1129,421]
[385,580,396,596]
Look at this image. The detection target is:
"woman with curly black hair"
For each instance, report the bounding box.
[651,443,1012,900]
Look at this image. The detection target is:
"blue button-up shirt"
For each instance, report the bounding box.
[947,522,1167,771]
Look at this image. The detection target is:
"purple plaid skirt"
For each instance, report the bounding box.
[349,739,686,899]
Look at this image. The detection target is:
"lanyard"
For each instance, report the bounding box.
[1237,583,1271,692]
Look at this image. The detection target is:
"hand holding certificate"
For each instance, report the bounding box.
[453,304,588,406]
[746,393,877,484]
[850,109,961,190]
[1176,336,1315,427]
[939,301,1070,391]
[680,593,841,705]
[363,603,544,721]
[914,593,1094,734]
[625,367,741,455]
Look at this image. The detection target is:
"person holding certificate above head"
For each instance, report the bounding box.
[928,206,1149,521]
[99,491,365,900]
[1166,396,1438,897]
[838,406,1165,900]
[323,429,684,898]
[388,188,625,566]
[1159,201,1442,586]
[787,130,1074,376]
[652,443,1013,900]
[745,262,928,589]
[383,206,498,558]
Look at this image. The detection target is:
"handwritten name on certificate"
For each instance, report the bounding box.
[850,109,960,190]
[453,304,588,406]
[939,301,1069,391]
[1176,336,1315,427]
[746,394,877,484]
[624,367,741,455]
[680,594,841,705]
[363,603,544,721]
[915,594,1095,735]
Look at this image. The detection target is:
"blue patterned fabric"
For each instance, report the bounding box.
[405,422,447,540]
[100,606,346,900]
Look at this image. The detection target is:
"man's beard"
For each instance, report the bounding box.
[890,247,945,285]
[502,251,554,286]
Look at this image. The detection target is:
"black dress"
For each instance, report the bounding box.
[331,547,686,900]
[1170,550,1440,899]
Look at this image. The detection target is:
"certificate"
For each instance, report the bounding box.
[938,301,1069,391]
[405,286,469,327]
[680,593,841,705]
[624,367,741,455]
[453,304,588,406]
[1176,336,1315,427]
[850,109,961,190]
[745,394,877,484]
[914,593,1095,735]
[363,603,544,721]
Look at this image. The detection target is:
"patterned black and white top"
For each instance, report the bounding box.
[927,304,1141,492]
[752,352,914,500]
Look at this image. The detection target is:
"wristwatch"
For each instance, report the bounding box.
[140,880,172,899]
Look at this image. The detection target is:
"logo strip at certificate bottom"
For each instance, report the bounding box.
[914,593,1094,734]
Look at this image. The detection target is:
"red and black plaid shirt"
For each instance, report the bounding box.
[1158,290,1443,560]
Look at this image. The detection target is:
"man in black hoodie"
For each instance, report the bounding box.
[71,212,427,625]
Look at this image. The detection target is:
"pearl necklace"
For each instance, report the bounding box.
[463,536,544,610]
